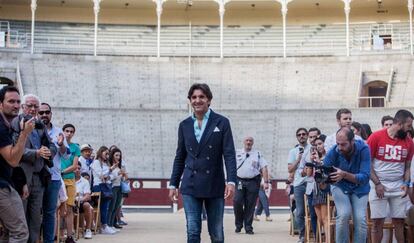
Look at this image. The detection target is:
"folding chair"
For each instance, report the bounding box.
[304,194,321,243]
[91,192,101,234]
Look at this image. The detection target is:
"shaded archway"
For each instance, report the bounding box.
[359,80,387,107]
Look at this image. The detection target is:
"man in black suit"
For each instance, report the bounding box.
[169,83,237,243]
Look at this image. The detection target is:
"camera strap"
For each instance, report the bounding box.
[237,153,249,171]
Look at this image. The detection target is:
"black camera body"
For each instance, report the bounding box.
[23,115,45,130]
[314,165,337,184]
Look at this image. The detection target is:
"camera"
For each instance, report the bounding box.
[23,115,45,130]
[314,165,337,184]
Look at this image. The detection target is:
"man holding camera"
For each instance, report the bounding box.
[287,128,310,243]
[233,136,269,235]
[0,86,35,242]
[323,127,371,243]
[367,110,414,243]
[10,94,59,243]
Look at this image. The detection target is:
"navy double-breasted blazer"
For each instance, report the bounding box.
[169,110,237,198]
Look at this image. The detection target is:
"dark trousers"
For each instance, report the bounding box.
[233,177,260,232]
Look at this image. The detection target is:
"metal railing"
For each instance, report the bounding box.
[358,96,387,108]
[0,21,412,57]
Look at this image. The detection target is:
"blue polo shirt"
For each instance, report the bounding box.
[324,139,371,198]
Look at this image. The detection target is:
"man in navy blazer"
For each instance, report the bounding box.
[169,83,237,243]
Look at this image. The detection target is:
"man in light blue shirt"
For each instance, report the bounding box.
[287,127,310,243]
[38,102,69,243]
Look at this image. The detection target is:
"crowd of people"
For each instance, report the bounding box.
[287,108,414,243]
[0,86,130,243]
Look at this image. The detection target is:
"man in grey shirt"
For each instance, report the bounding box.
[233,136,269,235]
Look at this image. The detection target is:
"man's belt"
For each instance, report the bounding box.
[237,175,261,181]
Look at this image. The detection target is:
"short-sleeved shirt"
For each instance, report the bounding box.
[76,177,91,201]
[0,115,13,188]
[47,124,70,181]
[61,143,81,179]
[367,128,414,192]
[288,144,311,187]
[236,149,267,179]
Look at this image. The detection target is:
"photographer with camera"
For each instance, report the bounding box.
[287,128,310,243]
[323,127,371,243]
[10,94,58,243]
[0,86,35,242]
[308,134,330,241]
[367,110,414,243]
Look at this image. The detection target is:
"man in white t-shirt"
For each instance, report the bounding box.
[75,164,93,239]
[368,110,414,243]
[324,108,363,153]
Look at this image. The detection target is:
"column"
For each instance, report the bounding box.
[276,0,292,58]
[214,0,229,59]
[93,0,101,56]
[154,0,167,58]
[343,0,352,57]
[409,0,413,55]
[30,0,37,54]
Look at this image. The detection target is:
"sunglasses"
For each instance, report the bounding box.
[296,133,307,137]
[38,110,51,115]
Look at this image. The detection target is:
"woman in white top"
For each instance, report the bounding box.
[90,146,116,234]
[108,148,128,229]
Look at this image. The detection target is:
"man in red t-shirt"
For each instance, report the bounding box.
[367,109,414,243]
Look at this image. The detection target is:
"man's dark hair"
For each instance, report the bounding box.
[187,83,213,101]
[0,86,19,103]
[336,108,352,120]
[393,109,414,124]
[296,127,308,135]
[308,127,321,135]
[62,123,76,132]
[314,134,327,143]
[336,127,354,142]
[41,102,52,111]
[381,115,393,126]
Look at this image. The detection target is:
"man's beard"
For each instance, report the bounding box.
[396,129,408,139]
[41,118,50,125]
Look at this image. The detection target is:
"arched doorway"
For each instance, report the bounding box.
[359,80,387,107]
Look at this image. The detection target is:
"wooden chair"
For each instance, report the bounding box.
[74,193,83,240]
[304,194,321,243]
[326,194,337,243]
[91,192,101,234]
[366,203,394,243]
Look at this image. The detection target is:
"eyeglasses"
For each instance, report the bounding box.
[38,110,51,115]
[296,133,307,137]
[24,104,39,109]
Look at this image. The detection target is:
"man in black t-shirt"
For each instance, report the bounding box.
[0,86,34,242]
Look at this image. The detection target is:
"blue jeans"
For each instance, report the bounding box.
[92,185,111,225]
[255,189,270,217]
[294,183,306,237]
[182,194,224,243]
[42,180,61,243]
[331,185,368,243]
[307,193,317,237]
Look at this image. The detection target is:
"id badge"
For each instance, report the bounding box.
[238,181,242,190]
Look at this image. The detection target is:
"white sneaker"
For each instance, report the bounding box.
[111,226,120,232]
[84,229,93,239]
[101,226,115,235]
